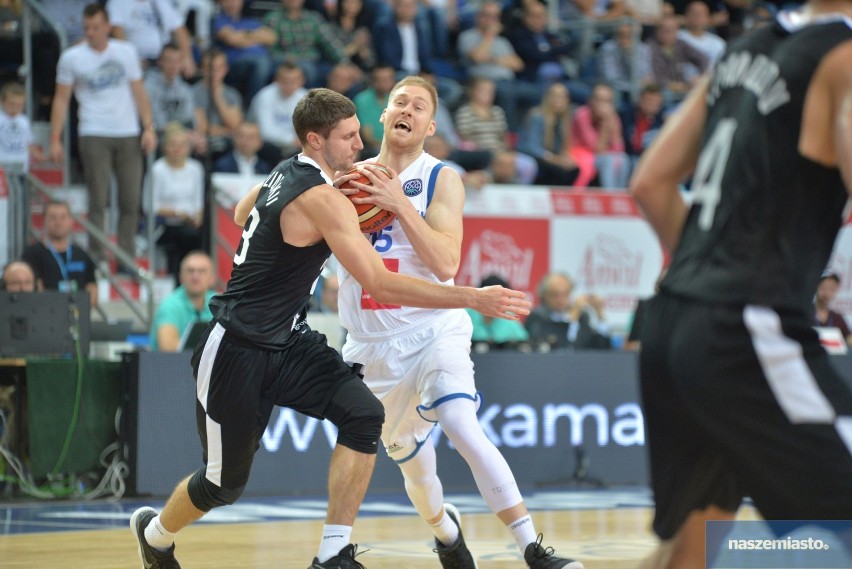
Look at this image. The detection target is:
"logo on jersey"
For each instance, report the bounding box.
[386,442,404,454]
[403,179,423,197]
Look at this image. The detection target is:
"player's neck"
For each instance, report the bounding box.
[299,149,335,180]
[376,145,424,176]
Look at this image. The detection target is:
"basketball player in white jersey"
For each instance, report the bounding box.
[335,76,583,569]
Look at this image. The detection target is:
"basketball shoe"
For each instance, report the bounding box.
[130,507,181,569]
[524,534,584,569]
[308,544,367,568]
[433,503,477,569]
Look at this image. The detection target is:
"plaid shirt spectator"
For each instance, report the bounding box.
[263,7,346,63]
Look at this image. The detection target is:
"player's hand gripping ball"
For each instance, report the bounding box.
[340,164,395,233]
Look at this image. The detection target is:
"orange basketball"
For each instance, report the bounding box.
[341,163,395,233]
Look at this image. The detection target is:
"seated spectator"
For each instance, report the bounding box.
[467,274,531,351]
[21,201,97,308]
[325,62,365,99]
[374,0,464,109]
[623,268,664,351]
[149,251,216,352]
[354,65,396,157]
[0,0,23,78]
[454,77,538,185]
[193,48,244,161]
[263,0,347,88]
[597,22,653,107]
[571,82,631,189]
[213,0,276,104]
[517,83,586,187]
[248,61,308,164]
[214,122,273,175]
[106,0,196,77]
[620,83,665,160]
[174,0,215,49]
[30,0,90,119]
[506,1,590,104]
[525,272,611,351]
[423,133,491,191]
[678,0,726,66]
[0,81,44,172]
[1,260,36,293]
[456,1,540,131]
[814,271,852,347]
[145,43,207,155]
[150,123,205,283]
[646,14,708,104]
[331,0,377,71]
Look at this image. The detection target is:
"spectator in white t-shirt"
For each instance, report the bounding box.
[0,81,44,171]
[106,0,196,77]
[49,3,157,267]
[150,122,205,283]
[678,1,726,67]
[248,60,307,163]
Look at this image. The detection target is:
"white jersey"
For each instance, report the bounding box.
[338,152,464,336]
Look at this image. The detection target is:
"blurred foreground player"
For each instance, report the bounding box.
[630,3,852,568]
[129,88,531,569]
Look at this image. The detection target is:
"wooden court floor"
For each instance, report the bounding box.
[0,492,761,569]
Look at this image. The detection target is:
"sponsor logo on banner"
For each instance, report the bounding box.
[457,219,549,300]
[577,234,644,312]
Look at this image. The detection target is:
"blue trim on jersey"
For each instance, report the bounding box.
[426,163,445,209]
[392,436,432,464]
[416,391,482,423]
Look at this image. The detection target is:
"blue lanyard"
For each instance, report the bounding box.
[46,242,72,282]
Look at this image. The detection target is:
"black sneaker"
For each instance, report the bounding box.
[524,534,584,569]
[130,507,181,569]
[308,544,367,568]
[433,503,477,569]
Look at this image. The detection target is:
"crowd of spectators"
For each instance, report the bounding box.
[4,0,837,352]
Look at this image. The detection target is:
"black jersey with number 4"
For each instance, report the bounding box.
[662,14,852,312]
[209,156,332,349]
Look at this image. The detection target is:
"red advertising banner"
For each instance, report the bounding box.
[456,218,551,305]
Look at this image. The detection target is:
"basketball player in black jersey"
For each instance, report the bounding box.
[629,2,852,568]
[129,88,531,569]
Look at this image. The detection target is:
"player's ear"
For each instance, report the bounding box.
[379,108,387,124]
[306,131,322,151]
[427,119,436,137]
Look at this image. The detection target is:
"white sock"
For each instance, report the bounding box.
[144,515,176,551]
[430,508,460,547]
[317,524,352,563]
[508,515,537,552]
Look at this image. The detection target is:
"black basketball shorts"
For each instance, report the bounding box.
[639,293,852,539]
[189,321,367,491]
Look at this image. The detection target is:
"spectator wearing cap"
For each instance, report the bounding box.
[814,272,852,347]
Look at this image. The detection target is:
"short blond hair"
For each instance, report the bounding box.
[389,75,438,119]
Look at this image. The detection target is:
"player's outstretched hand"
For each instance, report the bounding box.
[474,286,531,321]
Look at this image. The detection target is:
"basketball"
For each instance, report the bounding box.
[340,164,395,233]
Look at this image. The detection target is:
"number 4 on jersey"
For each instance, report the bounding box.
[691,118,738,230]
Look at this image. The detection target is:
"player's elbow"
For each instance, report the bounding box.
[434,261,459,283]
[628,171,655,210]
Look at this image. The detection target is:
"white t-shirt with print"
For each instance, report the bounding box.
[248,85,307,147]
[56,39,143,137]
[0,110,32,169]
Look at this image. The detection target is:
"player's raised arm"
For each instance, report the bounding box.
[234,183,262,226]
[629,77,710,252]
[302,186,530,320]
[828,42,852,196]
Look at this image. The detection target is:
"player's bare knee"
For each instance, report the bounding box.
[187,468,245,511]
